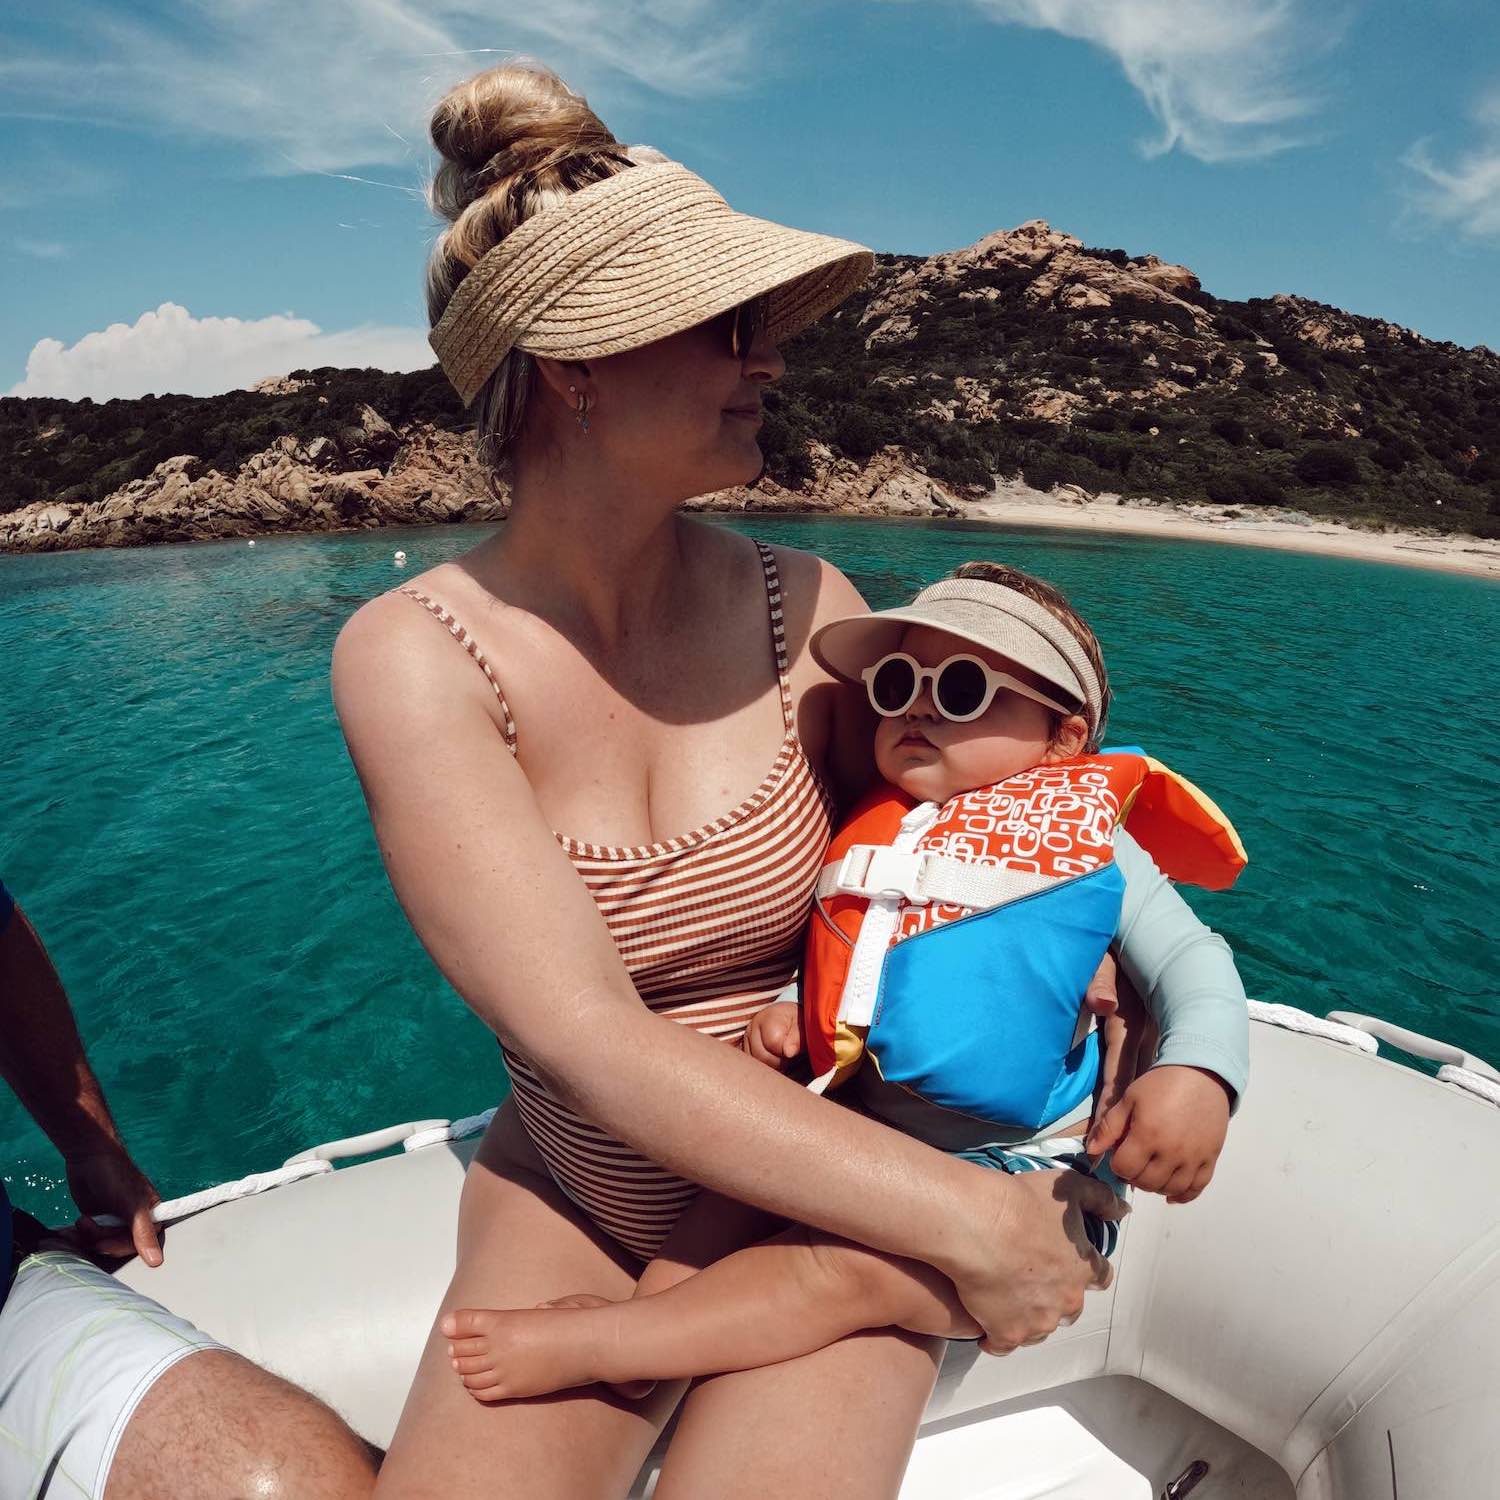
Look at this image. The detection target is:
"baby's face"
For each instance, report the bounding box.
[873,626,1071,804]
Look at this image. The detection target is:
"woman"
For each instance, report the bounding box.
[335,62,1131,1498]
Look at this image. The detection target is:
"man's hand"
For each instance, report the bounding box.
[1085,1065,1230,1204]
[743,1001,803,1069]
[65,1146,163,1266]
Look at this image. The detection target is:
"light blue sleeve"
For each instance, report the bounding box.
[1112,828,1250,1106]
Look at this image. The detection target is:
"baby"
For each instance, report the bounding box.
[442,561,1250,1398]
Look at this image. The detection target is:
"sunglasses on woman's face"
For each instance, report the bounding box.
[861,651,1075,724]
[715,295,769,359]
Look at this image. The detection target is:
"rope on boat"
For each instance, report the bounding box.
[1253,1004,1499,1109]
[141,1159,334,1227]
[97,1109,502,1231]
[403,1108,498,1152]
[1247,1000,1378,1052]
[1437,1066,1500,1109]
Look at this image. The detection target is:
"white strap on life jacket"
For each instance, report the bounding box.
[816,847,1057,911]
[833,803,940,1028]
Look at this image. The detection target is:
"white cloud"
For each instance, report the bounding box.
[7,303,433,401]
[1402,91,1500,239]
[14,238,69,259]
[0,1,755,177]
[959,0,1338,162]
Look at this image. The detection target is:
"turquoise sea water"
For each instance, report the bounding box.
[2,518,1497,1222]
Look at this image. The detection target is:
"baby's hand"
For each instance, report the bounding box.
[744,1001,803,1069]
[1085,1065,1230,1204]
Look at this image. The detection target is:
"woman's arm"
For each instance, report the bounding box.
[333,594,1118,1352]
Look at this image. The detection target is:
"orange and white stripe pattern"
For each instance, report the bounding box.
[402,543,834,1258]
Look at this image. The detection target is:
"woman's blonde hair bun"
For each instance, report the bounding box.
[427,59,630,235]
[425,59,634,483]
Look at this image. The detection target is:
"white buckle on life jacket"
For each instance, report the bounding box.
[835,845,934,903]
[821,847,1066,911]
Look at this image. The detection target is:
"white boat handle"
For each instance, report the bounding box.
[283,1119,450,1166]
[1326,1013,1500,1082]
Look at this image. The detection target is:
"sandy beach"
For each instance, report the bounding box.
[957,482,1500,581]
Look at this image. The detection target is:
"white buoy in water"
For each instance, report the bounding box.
[247,540,256,547]
[393,550,408,568]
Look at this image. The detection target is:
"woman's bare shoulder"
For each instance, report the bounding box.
[331,581,497,735]
[333,587,427,686]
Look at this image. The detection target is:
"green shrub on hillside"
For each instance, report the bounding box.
[1205,467,1286,507]
[1294,444,1363,486]
[834,408,886,461]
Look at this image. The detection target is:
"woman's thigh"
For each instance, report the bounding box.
[374,1102,679,1500]
[653,1327,944,1500]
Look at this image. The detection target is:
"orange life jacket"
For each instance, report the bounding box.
[803,751,1246,1126]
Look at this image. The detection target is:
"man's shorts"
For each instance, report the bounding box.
[0,1250,224,1498]
[953,1137,1126,1257]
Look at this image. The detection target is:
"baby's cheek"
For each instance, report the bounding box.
[947,735,1037,790]
[872,721,906,783]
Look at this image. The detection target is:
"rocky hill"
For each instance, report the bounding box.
[3,220,1498,553]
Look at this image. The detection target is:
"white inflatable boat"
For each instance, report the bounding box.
[117,1003,1500,1499]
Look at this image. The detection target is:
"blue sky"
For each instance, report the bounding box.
[3,0,1498,400]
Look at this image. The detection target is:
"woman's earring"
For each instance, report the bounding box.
[575,393,590,434]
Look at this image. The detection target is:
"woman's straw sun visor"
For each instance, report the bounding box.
[430,160,874,404]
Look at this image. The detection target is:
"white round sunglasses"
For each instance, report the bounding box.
[860,651,1076,724]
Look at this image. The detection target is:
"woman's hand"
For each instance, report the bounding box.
[945,1167,1126,1354]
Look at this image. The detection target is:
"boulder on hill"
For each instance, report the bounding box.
[689,445,963,519]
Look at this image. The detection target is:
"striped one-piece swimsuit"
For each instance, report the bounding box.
[400,542,836,1258]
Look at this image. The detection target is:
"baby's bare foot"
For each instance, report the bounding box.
[441,1294,627,1402]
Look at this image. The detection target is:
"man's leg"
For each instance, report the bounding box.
[106,1348,379,1500]
[0,1249,378,1500]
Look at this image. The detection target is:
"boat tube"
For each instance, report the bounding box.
[115,1003,1500,1498]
